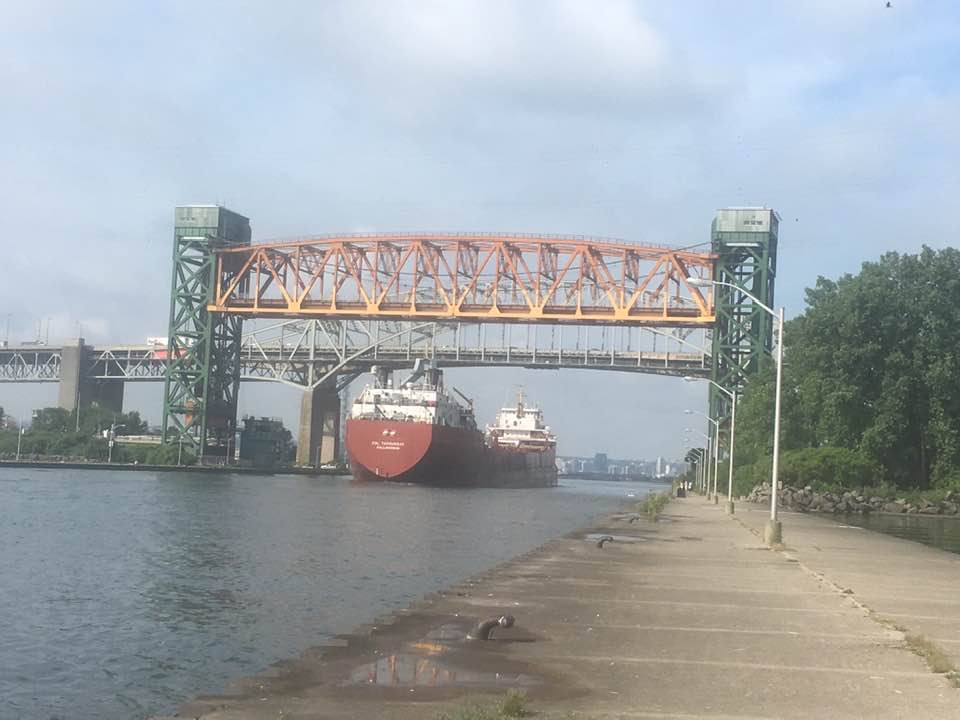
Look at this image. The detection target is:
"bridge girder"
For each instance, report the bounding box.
[209,234,716,327]
[0,321,710,390]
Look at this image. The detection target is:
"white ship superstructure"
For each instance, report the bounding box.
[349,363,475,429]
[486,392,556,451]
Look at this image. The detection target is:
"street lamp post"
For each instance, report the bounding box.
[685,428,713,497]
[16,418,24,461]
[685,376,738,515]
[686,447,705,493]
[107,422,124,464]
[692,448,706,493]
[689,276,784,545]
[686,410,720,505]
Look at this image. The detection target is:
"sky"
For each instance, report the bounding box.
[1,0,958,459]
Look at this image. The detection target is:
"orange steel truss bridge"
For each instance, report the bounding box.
[155,206,774,458]
[209,233,716,326]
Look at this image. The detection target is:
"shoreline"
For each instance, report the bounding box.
[151,495,644,719]
[152,494,960,719]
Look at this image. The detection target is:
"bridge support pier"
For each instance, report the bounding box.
[89,379,124,413]
[297,384,340,467]
[57,338,124,413]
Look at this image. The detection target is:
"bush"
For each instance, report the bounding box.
[145,443,196,466]
[934,469,960,491]
[734,446,881,494]
[780,447,881,490]
[729,459,770,497]
[436,689,529,719]
[637,491,670,519]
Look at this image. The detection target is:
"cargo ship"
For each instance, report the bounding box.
[346,363,557,487]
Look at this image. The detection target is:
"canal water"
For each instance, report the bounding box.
[0,469,654,720]
[837,511,960,555]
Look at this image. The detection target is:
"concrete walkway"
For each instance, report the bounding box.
[160,497,960,719]
[735,499,960,673]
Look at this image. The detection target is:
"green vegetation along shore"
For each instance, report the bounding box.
[689,247,960,504]
[0,405,195,465]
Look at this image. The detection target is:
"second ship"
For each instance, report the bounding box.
[346,361,557,488]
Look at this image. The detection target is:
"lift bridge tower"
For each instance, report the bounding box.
[161,205,251,459]
[709,207,779,431]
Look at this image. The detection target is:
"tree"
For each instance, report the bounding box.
[32,407,71,432]
[734,247,960,490]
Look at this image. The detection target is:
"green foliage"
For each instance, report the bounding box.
[733,247,960,491]
[32,407,72,432]
[436,690,529,720]
[497,689,528,717]
[782,447,881,490]
[637,491,670,519]
[145,443,196,466]
[31,405,148,436]
[0,405,158,463]
[731,448,880,494]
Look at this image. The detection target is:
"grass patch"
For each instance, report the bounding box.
[436,689,530,719]
[905,634,960,685]
[637,491,670,520]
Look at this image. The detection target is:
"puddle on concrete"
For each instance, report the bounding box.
[343,653,541,688]
[176,607,585,716]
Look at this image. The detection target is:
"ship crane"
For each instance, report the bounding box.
[451,387,474,410]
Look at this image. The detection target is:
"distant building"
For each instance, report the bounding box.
[593,452,608,473]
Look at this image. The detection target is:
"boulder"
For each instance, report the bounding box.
[883,502,906,514]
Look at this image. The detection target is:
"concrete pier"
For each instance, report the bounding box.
[296,385,340,467]
[159,497,960,719]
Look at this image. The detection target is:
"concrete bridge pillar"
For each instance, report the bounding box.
[57,338,124,413]
[297,384,340,467]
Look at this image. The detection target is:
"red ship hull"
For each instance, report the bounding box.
[346,418,557,488]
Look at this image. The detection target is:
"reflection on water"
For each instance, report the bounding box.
[0,470,652,720]
[838,512,960,554]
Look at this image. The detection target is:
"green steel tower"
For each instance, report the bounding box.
[709,208,779,427]
[161,206,251,460]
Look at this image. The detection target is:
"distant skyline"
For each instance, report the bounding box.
[2,1,958,458]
